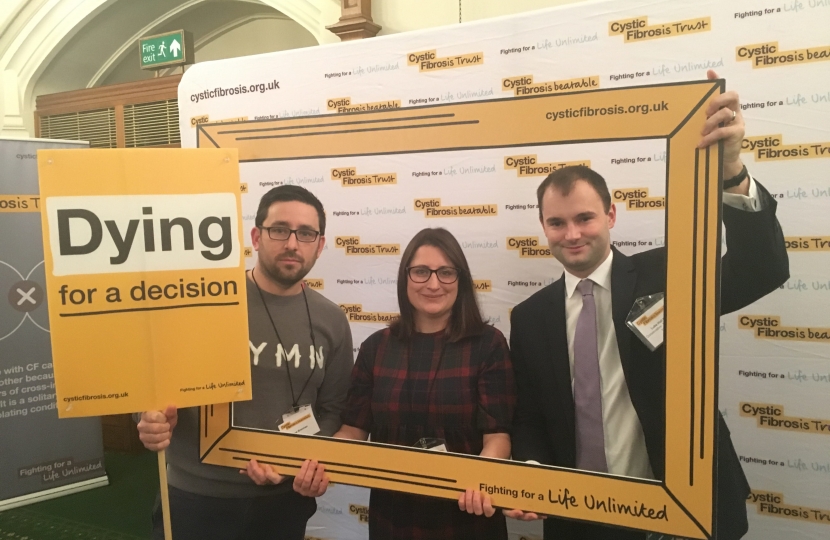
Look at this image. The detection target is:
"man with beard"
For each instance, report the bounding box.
[137,185,353,540]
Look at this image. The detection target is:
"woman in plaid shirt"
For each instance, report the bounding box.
[326,227,517,539]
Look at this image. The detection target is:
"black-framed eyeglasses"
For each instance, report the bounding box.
[260,226,320,243]
[407,266,460,284]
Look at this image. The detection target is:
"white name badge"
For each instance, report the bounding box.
[626,293,665,351]
[278,404,320,436]
[414,437,447,452]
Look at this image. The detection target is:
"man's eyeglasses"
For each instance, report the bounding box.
[407,266,460,284]
[260,226,320,243]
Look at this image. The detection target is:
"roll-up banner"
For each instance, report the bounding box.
[0,137,108,511]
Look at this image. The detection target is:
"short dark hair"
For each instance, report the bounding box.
[536,165,612,219]
[390,228,486,342]
[255,185,326,235]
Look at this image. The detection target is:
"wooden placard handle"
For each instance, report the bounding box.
[157,452,173,540]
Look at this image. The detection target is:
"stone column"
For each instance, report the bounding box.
[326,0,381,41]
[1,70,28,137]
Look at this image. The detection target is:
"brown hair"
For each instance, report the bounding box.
[255,185,326,235]
[536,165,612,219]
[389,228,486,342]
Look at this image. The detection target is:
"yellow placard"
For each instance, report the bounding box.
[38,149,251,418]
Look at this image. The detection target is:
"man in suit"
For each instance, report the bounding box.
[505,72,789,540]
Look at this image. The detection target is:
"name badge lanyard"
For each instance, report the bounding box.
[251,269,318,409]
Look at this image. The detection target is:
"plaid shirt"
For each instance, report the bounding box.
[342,325,516,540]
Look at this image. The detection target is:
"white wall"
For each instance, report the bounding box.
[101,15,319,87]
[194,17,319,63]
[2,0,587,137]
[0,0,340,136]
[372,0,585,35]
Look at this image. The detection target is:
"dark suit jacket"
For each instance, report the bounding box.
[510,182,788,540]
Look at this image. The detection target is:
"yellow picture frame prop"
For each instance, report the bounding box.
[197,81,723,539]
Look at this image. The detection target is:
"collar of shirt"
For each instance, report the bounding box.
[563,249,614,299]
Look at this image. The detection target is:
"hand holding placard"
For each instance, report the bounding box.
[137,406,178,451]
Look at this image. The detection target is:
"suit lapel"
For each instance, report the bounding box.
[544,276,576,435]
[610,247,637,379]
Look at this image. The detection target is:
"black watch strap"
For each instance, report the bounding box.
[723,164,748,189]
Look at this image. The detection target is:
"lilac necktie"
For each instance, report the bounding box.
[573,279,608,472]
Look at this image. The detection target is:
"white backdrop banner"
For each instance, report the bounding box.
[179,0,830,538]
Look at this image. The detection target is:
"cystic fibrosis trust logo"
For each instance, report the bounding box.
[407,50,484,72]
[330,167,397,187]
[504,155,590,177]
[0,194,41,212]
[506,237,552,258]
[785,237,830,252]
[741,134,830,161]
[736,42,830,69]
[334,236,400,256]
[473,280,493,292]
[747,490,830,525]
[349,503,369,523]
[501,74,599,96]
[738,315,830,342]
[740,403,830,435]
[326,97,401,113]
[303,278,323,290]
[608,15,711,43]
[190,115,248,128]
[414,198,497,218]
[612,188,665,211]
[340,304,398,324]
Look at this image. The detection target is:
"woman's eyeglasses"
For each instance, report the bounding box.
[407,266,460,284]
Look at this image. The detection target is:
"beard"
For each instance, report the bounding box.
[259,253,314,289]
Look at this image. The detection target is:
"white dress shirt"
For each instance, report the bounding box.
[564,251,655,478]
[722,175,762,212]
[561,178,762,478]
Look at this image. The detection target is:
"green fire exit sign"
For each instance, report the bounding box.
[139,30,194,70]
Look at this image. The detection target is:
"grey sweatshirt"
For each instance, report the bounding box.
[165,278,354,498]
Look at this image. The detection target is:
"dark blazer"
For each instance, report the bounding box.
[510,182,788,540]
